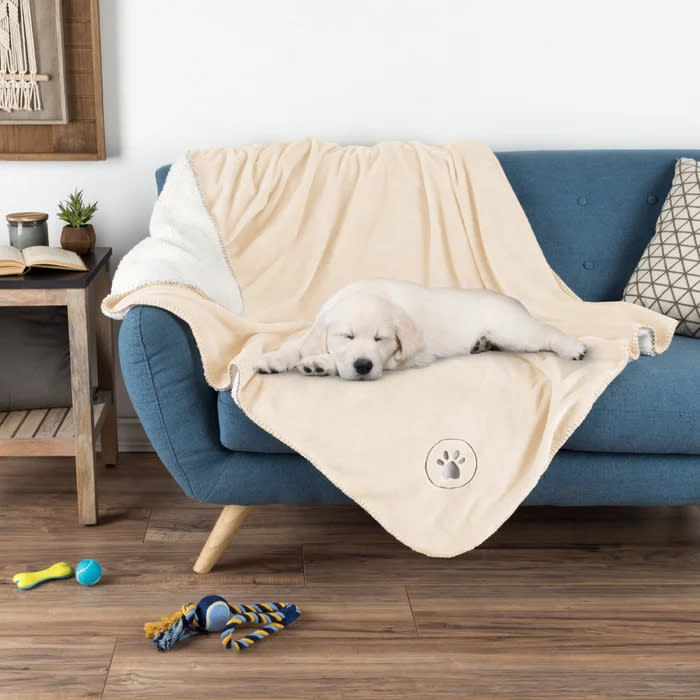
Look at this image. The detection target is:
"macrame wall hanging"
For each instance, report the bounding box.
[0,0,49,113]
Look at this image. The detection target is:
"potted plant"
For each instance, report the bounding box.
[58,189,98,255]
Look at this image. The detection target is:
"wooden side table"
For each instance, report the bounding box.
[0,247,118,525]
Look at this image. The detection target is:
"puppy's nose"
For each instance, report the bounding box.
[353,358,373,375]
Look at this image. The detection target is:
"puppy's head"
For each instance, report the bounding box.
[308,293,422,381]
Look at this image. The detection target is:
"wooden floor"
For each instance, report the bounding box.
[1,453,700,699]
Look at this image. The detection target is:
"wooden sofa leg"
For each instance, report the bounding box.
[193,505,251,574]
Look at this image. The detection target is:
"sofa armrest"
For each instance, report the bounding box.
[119,306,228,500]
[119,305,350,505]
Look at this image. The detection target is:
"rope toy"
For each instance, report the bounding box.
[144,594,301,652]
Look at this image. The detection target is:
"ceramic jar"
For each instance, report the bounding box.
[7,212,49,249]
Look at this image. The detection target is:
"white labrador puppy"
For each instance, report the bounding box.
[254,279,586,381]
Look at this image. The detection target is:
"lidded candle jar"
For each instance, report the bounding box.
[7,212,49,250]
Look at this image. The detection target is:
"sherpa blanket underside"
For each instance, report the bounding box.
[103,140,676,557]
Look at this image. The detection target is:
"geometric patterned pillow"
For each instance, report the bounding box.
[623,157,700,337]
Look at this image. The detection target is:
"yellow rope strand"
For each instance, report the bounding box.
[144,604,197,639]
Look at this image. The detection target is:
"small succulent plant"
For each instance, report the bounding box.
[57,189,98,228]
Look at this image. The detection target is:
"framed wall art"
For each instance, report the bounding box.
[0,0,105,160]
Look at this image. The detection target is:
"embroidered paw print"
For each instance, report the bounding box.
[426,439,477,489]
[437,450,466,480]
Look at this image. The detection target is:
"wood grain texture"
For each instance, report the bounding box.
[407,583,700,647]
[14,409,48,438]
[0,584,414,638]
[56,407,75,439]
[146,503,394,546]
[88,0,105,160]
[0,637,115,699]
[0,501,149,544]
[0,73,50,81]
[67,288,97,524]
[0,410,27,438]
[102,638,700,700]
[0,541,304,588]
[0,396,106,457]
[64,20,92,46]
[0,288,68,305]
[0,453,183,505]
[304,541,700,585]
[94,266,118,465]
[34,407,70,438]
[1,453,700,699]
[64,0,92,19]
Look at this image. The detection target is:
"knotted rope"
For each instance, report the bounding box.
[221,602,300,651]
[0,0,42,112]
[144,595,301,652]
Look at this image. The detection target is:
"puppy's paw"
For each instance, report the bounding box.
[555,337,587,361]
[253,350,297,375]
[470,336,499,354]
[297,354,337,377]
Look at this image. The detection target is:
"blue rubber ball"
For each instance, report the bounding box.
[75,559,102,586]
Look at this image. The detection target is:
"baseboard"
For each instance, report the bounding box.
[117,417,154,452]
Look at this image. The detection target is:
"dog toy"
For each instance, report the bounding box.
[75,559,102,586]
[12,562,74,590]
[144,595,301,652]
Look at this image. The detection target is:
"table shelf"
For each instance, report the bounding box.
[0,247,116,524]
[0,390,111,457]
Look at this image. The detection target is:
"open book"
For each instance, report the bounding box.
[0,245,87,276]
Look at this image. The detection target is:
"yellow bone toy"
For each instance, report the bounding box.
[12,562,74,590]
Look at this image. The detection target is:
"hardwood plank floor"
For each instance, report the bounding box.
[304,541,700,585]
[103,638,700,699]
[146,502,396,546]
[407,583,700,647]
[0,637,115,699]
[2,583,415,638]
[1,453,699,698]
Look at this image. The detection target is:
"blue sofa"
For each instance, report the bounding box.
[119,150,700,571]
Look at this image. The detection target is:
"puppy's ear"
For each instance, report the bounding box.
[391,309,423,366]
[300,319,328,356]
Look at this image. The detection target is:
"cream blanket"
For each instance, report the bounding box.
[103,140,677,557]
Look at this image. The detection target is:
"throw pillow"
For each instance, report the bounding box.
[624,157,700,337]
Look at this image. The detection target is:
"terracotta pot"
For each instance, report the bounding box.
[60,224,96,255]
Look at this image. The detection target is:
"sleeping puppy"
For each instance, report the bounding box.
[253,279,586,381]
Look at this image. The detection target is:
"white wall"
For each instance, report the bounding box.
[1,0,698,421]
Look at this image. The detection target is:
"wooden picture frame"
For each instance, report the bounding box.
[0,0,69,125]
[0,0,105,160]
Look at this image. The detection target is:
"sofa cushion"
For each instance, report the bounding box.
[218,335,700,456]
[218,392,291,453]
[564,335,699,454]
[623,157,700,337]
[499,150,700,302]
